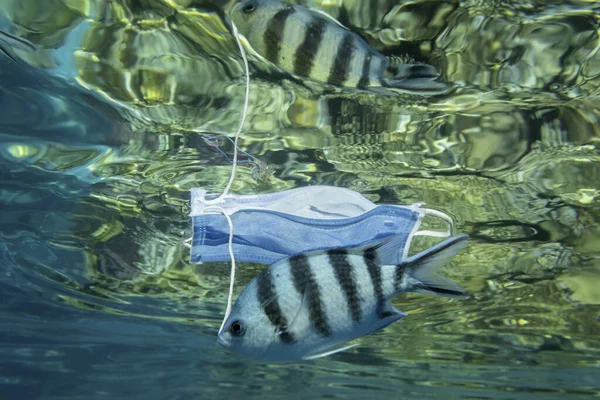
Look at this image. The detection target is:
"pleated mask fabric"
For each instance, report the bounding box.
[189,186,453,265]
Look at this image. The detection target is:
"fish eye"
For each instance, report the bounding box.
[229,320,246,336]
[242,2,256,13]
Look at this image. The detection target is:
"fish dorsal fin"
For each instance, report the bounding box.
[303,343,358,360]
[311,9,351,31]
[352,233,408,265]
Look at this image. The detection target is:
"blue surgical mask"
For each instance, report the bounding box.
[189,186,453,265]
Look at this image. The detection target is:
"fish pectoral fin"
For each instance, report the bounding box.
[302,343,359,361]
[285,282,313,335]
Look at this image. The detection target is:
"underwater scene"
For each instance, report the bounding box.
[0,0,599,398]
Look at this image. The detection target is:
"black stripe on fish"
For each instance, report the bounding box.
[263,6,296,64]
[327,33,355,86]
[364,254,386,318]
[294,16,327,77]
[394,262,405,292]
[327,249,362,323]
[289,253,331,337]
[357,53,372,88]
[256,269,296,344]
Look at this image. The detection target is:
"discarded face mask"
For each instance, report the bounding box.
[189,186,454,265]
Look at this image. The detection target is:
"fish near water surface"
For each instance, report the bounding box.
[229,0,448,94]
[218,233,470,363]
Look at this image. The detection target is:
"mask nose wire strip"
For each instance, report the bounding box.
[200,19,250,331]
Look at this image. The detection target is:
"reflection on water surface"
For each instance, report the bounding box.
[0,0,599,398]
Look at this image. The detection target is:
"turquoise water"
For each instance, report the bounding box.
[1,0,600,399]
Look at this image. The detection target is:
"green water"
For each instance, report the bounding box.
[0,0,599,399]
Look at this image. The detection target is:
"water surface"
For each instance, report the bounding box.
[0,0,599,399]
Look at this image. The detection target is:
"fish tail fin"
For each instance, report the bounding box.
[397,234,470,299]
[383,63,449,95]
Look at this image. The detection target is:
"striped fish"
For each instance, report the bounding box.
[229,0,448,94]
[217,234,470,363]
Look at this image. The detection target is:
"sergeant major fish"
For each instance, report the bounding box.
[218,233,470,362]
[229,0,448,94]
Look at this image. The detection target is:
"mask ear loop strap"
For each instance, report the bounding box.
[204,19,250,206]
[402,209,425,260]
[198,19,250,333]
[203,206,237,333]
[402,205,455,260]
[413,208,454,237]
